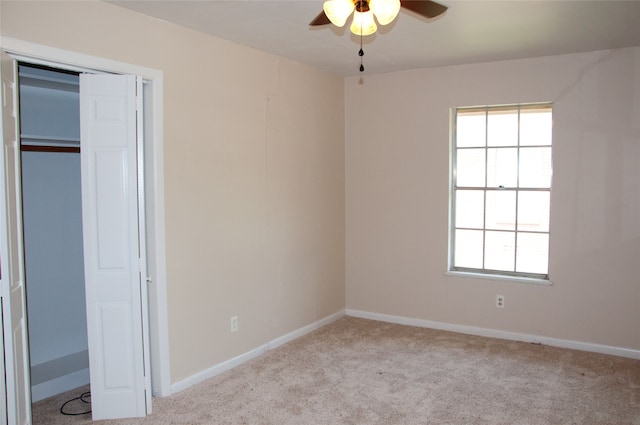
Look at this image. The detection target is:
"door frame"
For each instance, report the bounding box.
[0,37,171,398]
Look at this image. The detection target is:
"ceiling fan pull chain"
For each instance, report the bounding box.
[359,30,365,72]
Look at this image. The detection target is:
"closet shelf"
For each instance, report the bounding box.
[21,135,80,152]
[21,134,80,144]
[19,72,79,93]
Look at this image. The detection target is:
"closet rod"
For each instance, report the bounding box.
[21,145,80,154]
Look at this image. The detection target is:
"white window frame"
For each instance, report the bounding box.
[448,103,553,284]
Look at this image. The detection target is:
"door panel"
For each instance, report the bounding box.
[80,74,148,420]
[0,51,31,425]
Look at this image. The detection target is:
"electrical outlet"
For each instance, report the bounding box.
[496,295,505,308]
[230,316,238,332]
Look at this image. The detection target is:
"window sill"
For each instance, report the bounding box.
[445,270,552,286]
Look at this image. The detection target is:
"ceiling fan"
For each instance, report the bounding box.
[310,0,448,33]
[310,0,448,72]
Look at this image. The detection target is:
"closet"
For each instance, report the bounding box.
[18,64,89,402]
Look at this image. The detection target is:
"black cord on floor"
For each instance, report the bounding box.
[60,391,91,416]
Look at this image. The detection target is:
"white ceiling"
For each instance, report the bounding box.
[110,1,640,76]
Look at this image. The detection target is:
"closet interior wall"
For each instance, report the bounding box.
[18,64,89,402]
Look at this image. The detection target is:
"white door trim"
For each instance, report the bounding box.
[0,37,171,397]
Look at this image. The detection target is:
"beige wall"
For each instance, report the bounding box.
[1,1,345,383]
[346,48,640,350]
[2,0,637,391]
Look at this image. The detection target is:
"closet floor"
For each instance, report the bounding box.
[32,385,91,425]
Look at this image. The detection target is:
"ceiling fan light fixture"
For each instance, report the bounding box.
[350,10,377,36]
[369,0,400,25]
[310,0,449,72]
[323,0,355,27]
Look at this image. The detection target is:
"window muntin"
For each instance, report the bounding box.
[450,104,552,280]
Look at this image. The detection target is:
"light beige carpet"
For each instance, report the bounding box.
[33,317,640,424]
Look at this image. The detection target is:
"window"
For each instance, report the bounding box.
[449,104,552,280]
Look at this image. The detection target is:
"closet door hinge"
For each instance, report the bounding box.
[138,258,149,283]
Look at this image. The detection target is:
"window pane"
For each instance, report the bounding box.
[455,229,483,269]
[519,147,552,188]
[518,191,550,232]
[451,103,552,280]
[456,111,486,147]
[456,148,485,187]
[456,190,484,229]
[488,110,518,147]
[487,148,517,188]
[485,231,515,271]
[486,191,516,231]
[520,108,552,146]
[516,233,549,274]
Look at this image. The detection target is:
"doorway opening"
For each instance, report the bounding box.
[18,63,90,412]
[14,60,155,421]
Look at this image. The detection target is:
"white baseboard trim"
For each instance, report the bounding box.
[346,309,640,360]
[31,368,90,403]
[266,310,344,350]
[170,310,345,394]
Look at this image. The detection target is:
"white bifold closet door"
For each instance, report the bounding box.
[80,73,151,420]
[1,62,150,423]
[0,51,31,425]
